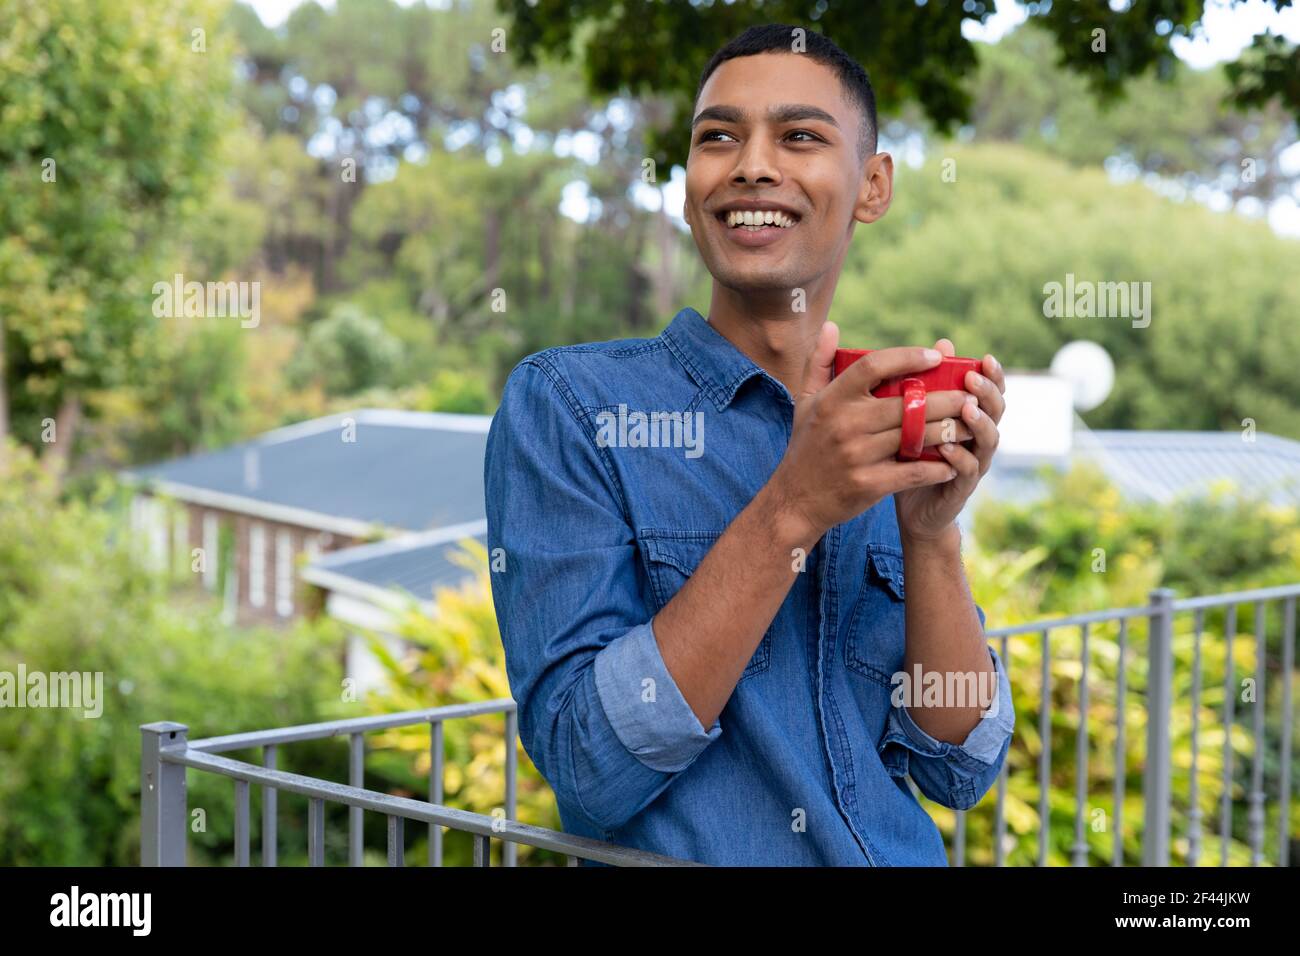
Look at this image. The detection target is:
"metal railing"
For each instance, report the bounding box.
[140,699,700,866]
[957,583,1299,867]
[142,582,1299,867]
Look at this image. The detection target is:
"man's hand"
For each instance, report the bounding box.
[894,337,1006,543]
[767,321,974,543]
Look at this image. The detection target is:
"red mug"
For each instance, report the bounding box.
[832,348,982,462]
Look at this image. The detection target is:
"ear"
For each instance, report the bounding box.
[854,151,894,225]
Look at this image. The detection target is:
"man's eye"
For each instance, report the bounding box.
[696,129,821,145]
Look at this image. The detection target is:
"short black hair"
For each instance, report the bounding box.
[694,23,878,160]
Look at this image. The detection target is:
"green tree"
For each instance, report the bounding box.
[288,303,403,396]
[968,22,1297,205]
[0,0,235,471]
[500,0,1300,168]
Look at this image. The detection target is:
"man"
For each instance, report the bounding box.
[485,23,1014,866]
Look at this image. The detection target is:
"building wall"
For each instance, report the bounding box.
[134,493,359,626]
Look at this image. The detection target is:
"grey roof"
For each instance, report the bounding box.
[123,409,491,534]
[303,524,487,607]
[979,430,1300,508]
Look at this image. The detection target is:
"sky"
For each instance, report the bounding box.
[243,0,1300,235]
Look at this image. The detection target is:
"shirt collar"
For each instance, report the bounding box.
[660,307,789,411]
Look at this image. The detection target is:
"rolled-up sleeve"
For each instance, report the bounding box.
[878,606,1015,811]
[485,357,722,834]
[594,619,722,771]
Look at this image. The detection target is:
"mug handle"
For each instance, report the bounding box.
[898,378,927,460]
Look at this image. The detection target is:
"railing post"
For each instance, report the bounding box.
[141,722,189,866]
[504,708,518,867]
[1143,589,1175,866]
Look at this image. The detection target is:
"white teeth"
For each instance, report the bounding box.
[724,210,797,228]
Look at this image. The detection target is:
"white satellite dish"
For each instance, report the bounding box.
[1050,340,1114,412]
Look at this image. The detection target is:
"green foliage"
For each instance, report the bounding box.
[0,0,234,440]
[500,0,1300,168]
[969,23,1297,204]
[973,463,1300,609]
[423,369,495,414]
[950,466,1300,865]
[288,304,403,396]
[0,443,345,864]
[832,142,1300,438]
[89,318,252,465]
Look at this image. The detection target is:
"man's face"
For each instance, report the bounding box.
[684,51,889,298]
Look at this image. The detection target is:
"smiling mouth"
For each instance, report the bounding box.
[716,209,801,230]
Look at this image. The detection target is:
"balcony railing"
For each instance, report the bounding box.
[965,583,1298,867]
[142,583,1299,867]
[141,701,700,866]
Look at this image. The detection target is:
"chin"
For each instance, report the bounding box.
[715,263,806,294]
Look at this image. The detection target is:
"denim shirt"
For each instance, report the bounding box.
[484,306,1015,866]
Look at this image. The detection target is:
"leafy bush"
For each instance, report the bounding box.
[953,465,1300,865]
[287,304,403,397]
[0,443,344,864]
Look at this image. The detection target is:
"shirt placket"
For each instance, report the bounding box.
[814,523,882,865]
[767,374,879,864]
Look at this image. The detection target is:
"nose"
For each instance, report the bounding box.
[729,131,782,186]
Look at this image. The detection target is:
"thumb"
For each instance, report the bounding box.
[798,320,840,399]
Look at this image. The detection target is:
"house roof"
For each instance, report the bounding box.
[978,429,1300,508]
[1074,430,1300,505]
[300,521,488,610]
[121,409,491,536]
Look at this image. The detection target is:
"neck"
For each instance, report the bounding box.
[704,283,834,398]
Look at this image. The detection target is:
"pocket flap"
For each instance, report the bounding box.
[641,531,720,576]
[866,546,906,601]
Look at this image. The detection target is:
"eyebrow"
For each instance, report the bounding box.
[691,103,841,131]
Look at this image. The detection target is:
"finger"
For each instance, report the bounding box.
[863,390,976,437]
[926,417,974,446]
[935,337,955,358]
[797,320,840,400]
[870,417,975,455]
[920,389,974,421]
[937,440,981,493]
[964,369,1006,424]
[961,399,1000,474]
[982,353,1006,395]
[839,345,942,396]
[879,458,960,492]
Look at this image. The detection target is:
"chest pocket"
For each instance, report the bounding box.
[638,530,773,682]
[844,544,907,687]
